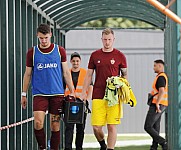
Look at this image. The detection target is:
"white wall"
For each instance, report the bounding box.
[65,29,165,134]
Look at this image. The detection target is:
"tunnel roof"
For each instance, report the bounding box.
[32,0,167,29]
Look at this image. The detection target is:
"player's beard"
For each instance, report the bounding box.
[154,70,158,73]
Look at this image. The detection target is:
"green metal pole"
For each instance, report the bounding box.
[177,0,181,148]
[0,0,8,149]
[8,0,16,149]
[165,1,181,150]
[21,0,28,149]
[33,9,38,46]
[27,4,33,150]
[15,0,22,149]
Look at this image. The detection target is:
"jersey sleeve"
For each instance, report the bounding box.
[26,47,34,67]
[59,46,67,62]
[156,76,166,90]
[120,52,127,68]
[88,53,95,69]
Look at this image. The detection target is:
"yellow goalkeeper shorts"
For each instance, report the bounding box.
[91,99,121,126]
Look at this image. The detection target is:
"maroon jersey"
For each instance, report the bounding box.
[88,48,127,99]
[26,43,67,67]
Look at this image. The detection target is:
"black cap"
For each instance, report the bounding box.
[70,52,81,60]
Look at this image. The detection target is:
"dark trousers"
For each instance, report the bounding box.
[144,104,167,148]
[64,113,87,150]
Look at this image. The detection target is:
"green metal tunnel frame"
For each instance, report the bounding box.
[32,0,167,29]
[0,0,180,150]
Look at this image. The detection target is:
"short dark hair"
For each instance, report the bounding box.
[37,24,51,34]
[70,52,81,60]
[154,59,165,65]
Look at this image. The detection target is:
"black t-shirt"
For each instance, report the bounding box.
[156,75,166,91]
[71,70,93,90]
[71,71,80,89]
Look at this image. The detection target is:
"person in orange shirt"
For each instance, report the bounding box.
[144,59,168,150]
[64,52,93,150]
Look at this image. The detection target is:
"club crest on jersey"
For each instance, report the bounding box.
[37,63,58,70]
[110,59,115,64]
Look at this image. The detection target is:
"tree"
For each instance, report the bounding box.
[80,18,154,28]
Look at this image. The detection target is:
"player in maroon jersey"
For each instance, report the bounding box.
[80,28,127,150]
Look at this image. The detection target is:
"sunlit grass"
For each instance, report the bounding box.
[72,134,163,149]
[84,145,163,150]
[84,145,150,150]
[83,134,151,143]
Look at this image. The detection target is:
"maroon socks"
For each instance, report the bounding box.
[34,129,60,150]
[34,128,46,149]
[50,131,60,150]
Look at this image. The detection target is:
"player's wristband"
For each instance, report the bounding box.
[21,92,27,97]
